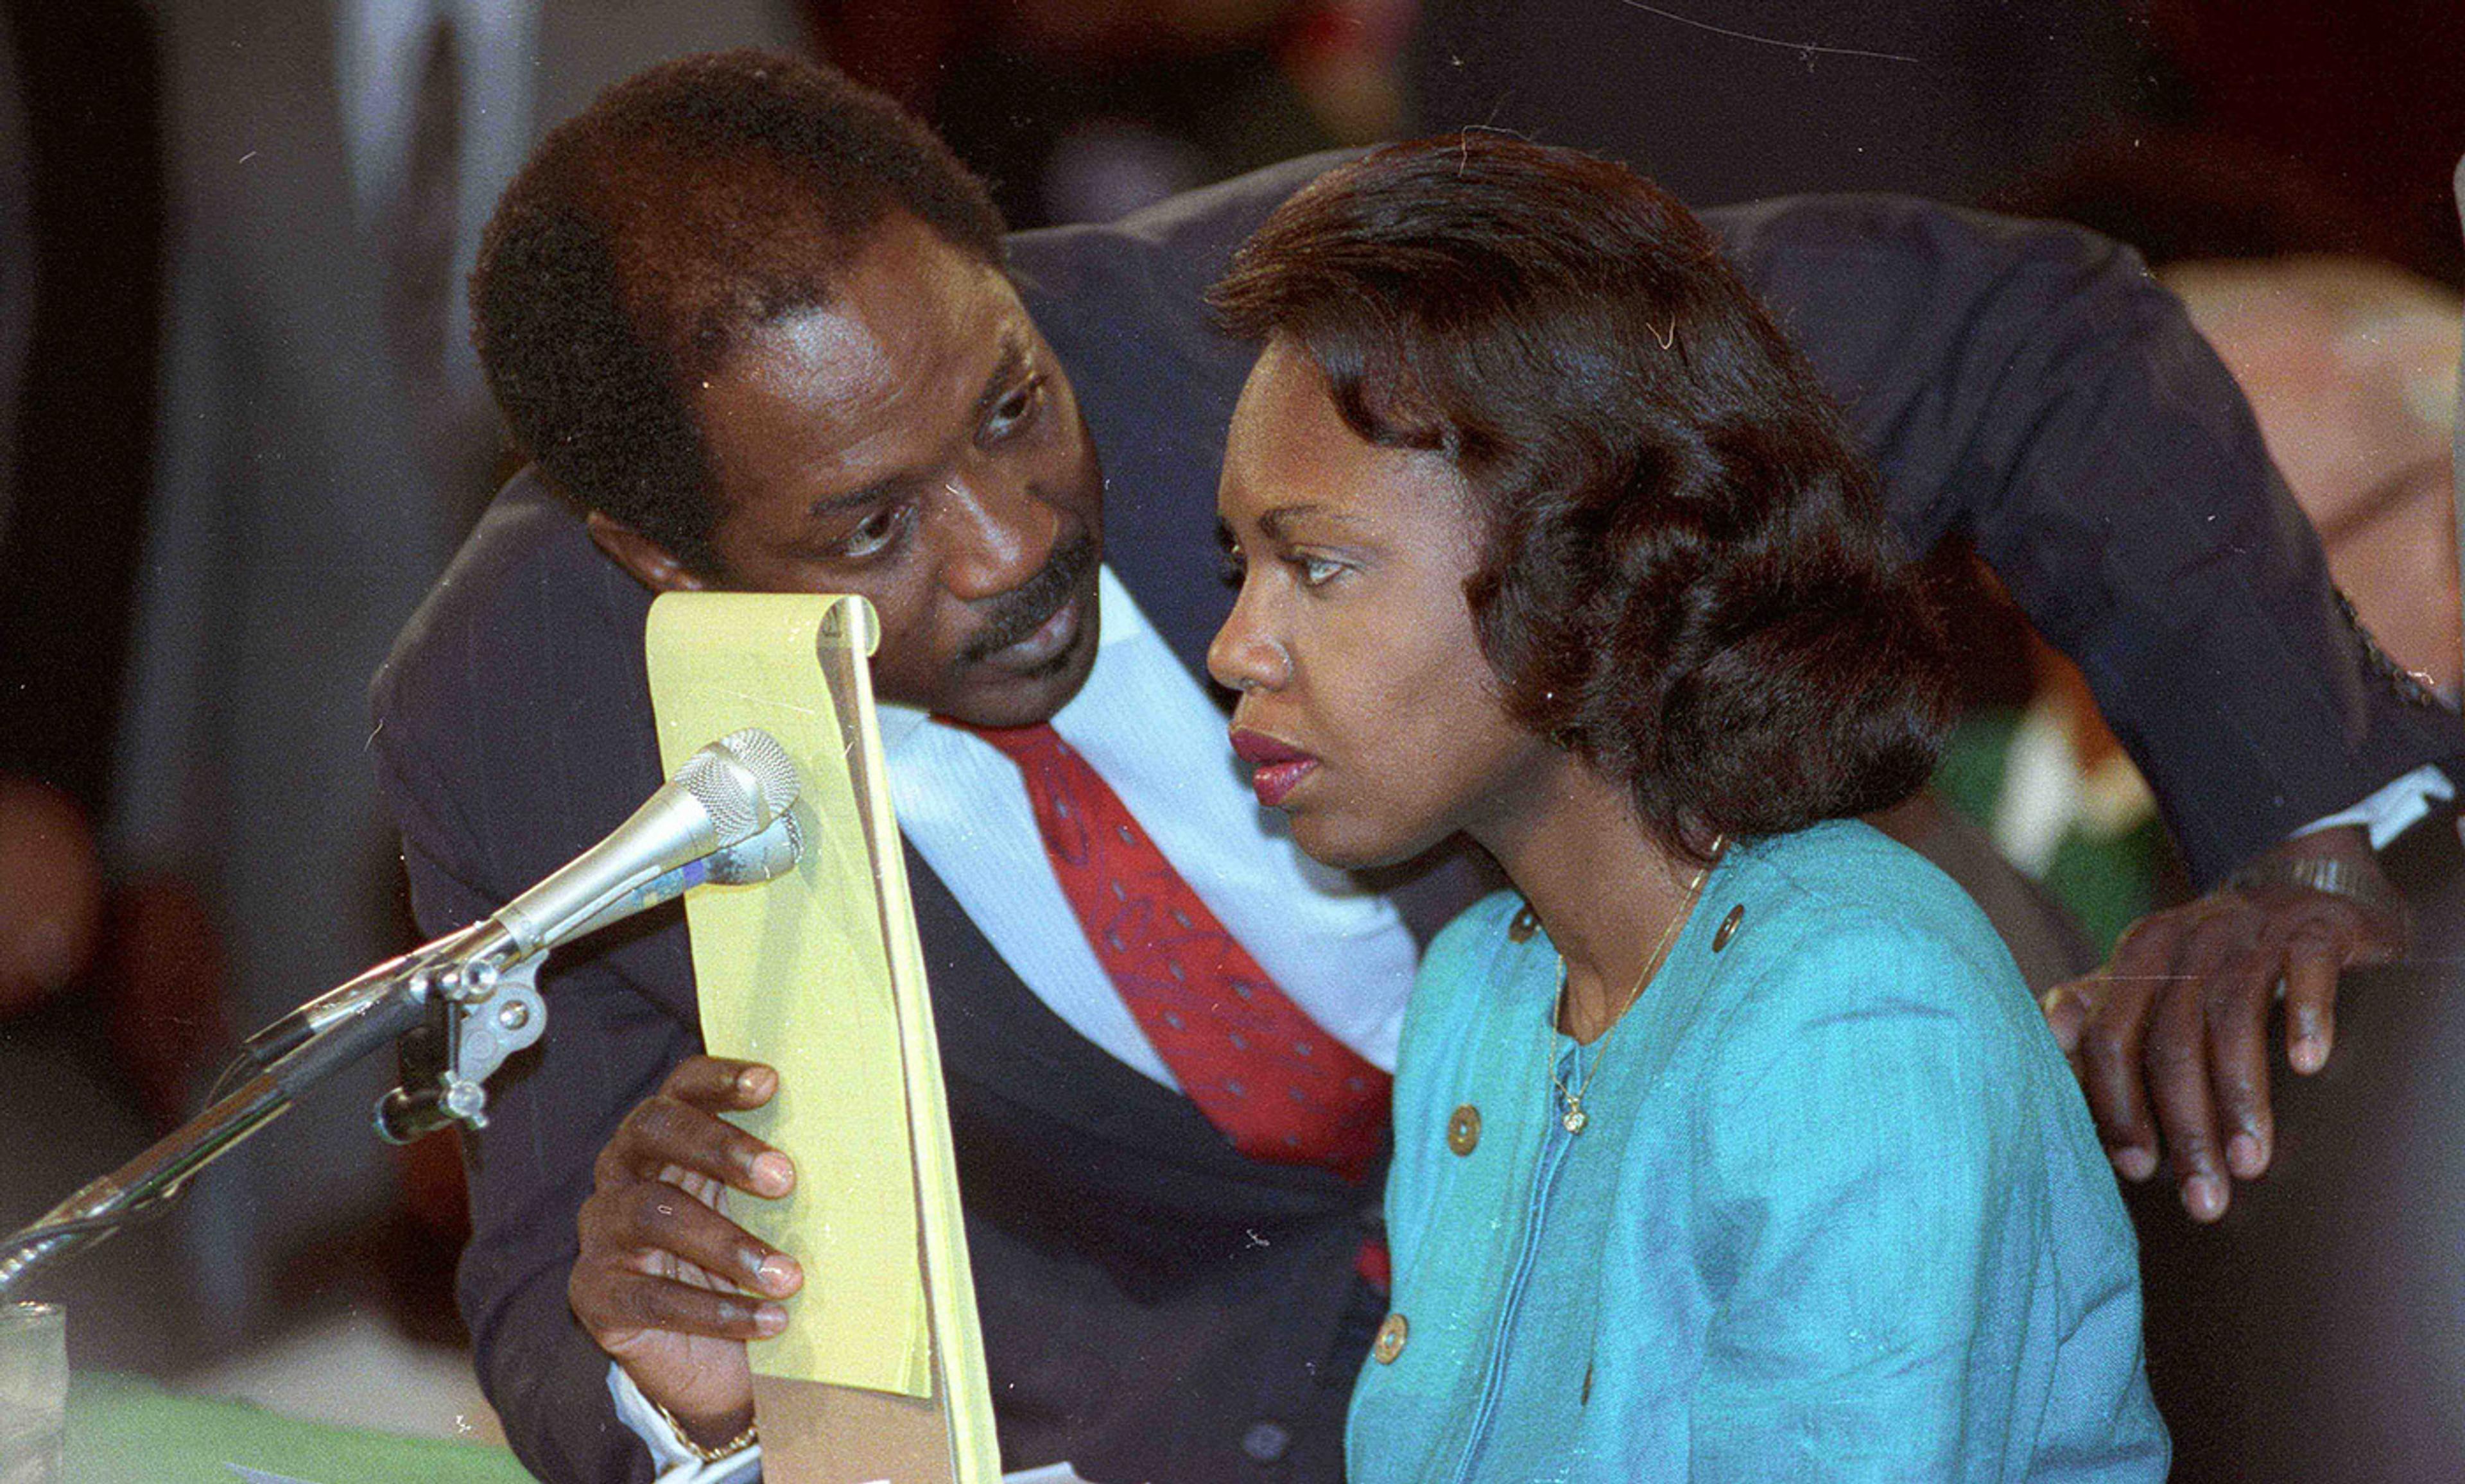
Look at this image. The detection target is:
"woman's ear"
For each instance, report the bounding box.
[585,511,710,592]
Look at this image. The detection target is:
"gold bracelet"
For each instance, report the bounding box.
[651,1398,759,1464]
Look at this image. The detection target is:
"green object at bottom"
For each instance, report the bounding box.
[64,1372,533,1484]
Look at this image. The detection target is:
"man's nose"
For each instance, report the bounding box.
[935,464,1061,601]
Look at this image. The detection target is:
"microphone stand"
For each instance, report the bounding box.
[0,926,549,1296]
[0,727,803,1296]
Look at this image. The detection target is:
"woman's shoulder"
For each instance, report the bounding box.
[1686,824,2091,1196]
[1697,820,2049,1070]
[1726,819,2016,978]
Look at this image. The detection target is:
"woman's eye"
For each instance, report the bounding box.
[840,506,906,560]
[985,378,1044,442]
[1293,554,1346,589]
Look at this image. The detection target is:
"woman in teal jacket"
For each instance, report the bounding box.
[1205,135,2167,1481]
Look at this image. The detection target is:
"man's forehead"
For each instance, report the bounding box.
[696,219,1041,508]
[731,217,1014,395]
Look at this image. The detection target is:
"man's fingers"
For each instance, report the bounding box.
[577,1267,790,1345]
[2203,944,2275,1182]
[2040,977,2093,1056]
[594,1090,795,1198]
[590,1178,804,1300]
[2281,929,2343,1075]
[661,1055,780,1110]
[2075,919,2190,1180]
[2063,834,2410,1225]
[2077,976,2161,1181]
[2145,987,2227,1221]
[573,1176,804,1355]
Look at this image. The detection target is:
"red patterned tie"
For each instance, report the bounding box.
[967,722,1390,1182]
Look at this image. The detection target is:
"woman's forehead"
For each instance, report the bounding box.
[1224,341,1471,525]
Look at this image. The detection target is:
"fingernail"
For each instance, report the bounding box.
[2113,1146,2157,1182]
[751,1152,793,1195]
[2290,1035,2326,1075]
[2227,1132,2265,1177]
[754,1304,788,1336]
[758,1254,801,1294]
[2183,1175,2226,1221]
[736,1066,774,1100]
[2038,994,2078,1048]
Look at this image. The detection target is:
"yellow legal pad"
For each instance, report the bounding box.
[646,592,996,1483]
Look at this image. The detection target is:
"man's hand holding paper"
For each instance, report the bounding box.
[571,1055,800,1450]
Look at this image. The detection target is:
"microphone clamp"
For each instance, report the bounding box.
[374,948,547,1143]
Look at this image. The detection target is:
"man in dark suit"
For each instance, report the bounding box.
[372,53,2455,1483]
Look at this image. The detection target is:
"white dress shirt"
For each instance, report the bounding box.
[876,565,1419,1085]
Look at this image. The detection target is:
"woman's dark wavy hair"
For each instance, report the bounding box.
[1209,135,1952,857]
[471,51,1005,573]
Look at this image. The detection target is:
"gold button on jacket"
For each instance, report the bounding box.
[1447,1104,1482,1155]
[1372,1313,1409,1363]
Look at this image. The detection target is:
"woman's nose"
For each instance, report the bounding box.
[1208,587,1291,695]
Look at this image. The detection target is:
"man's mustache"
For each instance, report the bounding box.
[961,528,1099,662]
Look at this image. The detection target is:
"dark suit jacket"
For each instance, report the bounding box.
[372,155,2458,1483]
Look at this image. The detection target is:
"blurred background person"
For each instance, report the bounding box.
[0,0,200,1378]
[2167,257,2459,708]
[813,0,1413,227]
[115,0,808,1351]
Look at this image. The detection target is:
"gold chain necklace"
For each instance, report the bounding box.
[1544,838,1722,1135]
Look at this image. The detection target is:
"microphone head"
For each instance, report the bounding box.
[707,811,804,885]
[674,727,802,842]
[718,727,801,818]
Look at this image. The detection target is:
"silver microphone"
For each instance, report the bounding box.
[557,809,805,941]
[240,729,801,1069]
[490,727,802,954]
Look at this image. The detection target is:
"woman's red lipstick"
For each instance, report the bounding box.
[1230,728,1319,808]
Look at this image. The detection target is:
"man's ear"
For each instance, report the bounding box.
[585,511,709,593]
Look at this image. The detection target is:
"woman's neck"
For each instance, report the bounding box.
[1472,760,1707,1044]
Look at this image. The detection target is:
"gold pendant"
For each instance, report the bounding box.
[1562,1103,1588,1134]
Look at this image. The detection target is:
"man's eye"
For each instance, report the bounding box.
[985,378,1044,442]
[839,506,906,560]
[1219,542,1247,586]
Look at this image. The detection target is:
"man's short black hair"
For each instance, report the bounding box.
[471,51,1006,573]
[1211,134,1953,857]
